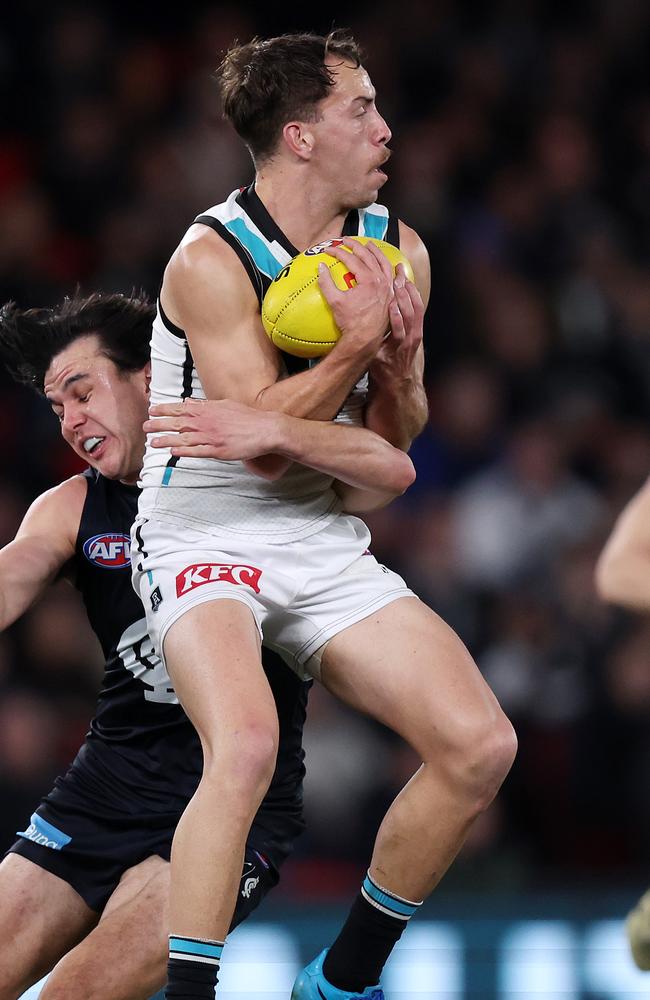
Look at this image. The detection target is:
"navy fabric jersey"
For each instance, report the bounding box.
[72,468,308,866]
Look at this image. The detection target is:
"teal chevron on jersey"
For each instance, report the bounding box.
[224,217,287,280]
[358,205,390,241]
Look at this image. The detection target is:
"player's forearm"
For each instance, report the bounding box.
[0,551,50,630]
[595,550,650,612]
[274,414,415,495]
[246,339,381,478]
[255,335,379,422]
[364,374,429,451]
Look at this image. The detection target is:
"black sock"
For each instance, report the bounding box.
[165,958,220,999]
[165,936,223,999]
[323,892,409,991]
[323,873,422,992]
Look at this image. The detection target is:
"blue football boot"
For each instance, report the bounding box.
[291,949,385,999]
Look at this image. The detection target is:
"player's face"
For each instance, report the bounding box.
[310,59,392,209]
[44,335,150,484]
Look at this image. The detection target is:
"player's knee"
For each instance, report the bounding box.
[202,722,279,799]
[455,712,517,813]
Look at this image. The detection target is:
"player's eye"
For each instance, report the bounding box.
[79,393,90,403]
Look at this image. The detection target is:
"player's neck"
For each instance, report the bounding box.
[254,170,348,252]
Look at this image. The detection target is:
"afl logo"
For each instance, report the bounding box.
[83,533,131,569]
[304,239,344,256]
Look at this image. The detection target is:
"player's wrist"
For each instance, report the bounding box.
[331,326,384,366]
[369,364,418,392]
[269,411,293,454]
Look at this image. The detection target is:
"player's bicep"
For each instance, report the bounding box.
[163,232,282,405]
[1,479,83,626]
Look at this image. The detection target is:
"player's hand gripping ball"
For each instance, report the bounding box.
[261,236,414,358]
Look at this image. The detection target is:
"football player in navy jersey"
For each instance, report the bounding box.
[0,290,417,1000]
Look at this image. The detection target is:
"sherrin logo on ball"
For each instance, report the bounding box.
[261,235,414,359]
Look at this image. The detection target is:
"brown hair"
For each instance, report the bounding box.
[217,30,362,165]
[0,291,154,393]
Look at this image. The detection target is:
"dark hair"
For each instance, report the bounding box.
[0,290,154,394]
[217,29,363,164]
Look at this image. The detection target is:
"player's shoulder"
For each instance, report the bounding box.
[169,189,250,281]
[397,219,429,265]
[26,473,88,521]
[163,218,257,318]
[18,474,88,548]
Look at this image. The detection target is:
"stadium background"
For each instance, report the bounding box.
[1,1,649,996]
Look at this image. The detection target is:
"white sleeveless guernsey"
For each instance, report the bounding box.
[138,184,400,543]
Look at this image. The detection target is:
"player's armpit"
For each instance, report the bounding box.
[0,476,86,630]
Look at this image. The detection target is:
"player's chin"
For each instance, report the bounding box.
[360,170,388,204]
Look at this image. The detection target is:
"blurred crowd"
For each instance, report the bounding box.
[0,0,649,897]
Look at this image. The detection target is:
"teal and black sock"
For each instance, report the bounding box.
[323,872,422,991]
[165,935,224,999]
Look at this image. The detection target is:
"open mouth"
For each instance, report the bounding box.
[83,436,106,457]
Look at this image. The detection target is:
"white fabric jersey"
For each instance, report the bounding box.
[138,184,399,543]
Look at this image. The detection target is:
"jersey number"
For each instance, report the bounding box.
[117,618,178,704]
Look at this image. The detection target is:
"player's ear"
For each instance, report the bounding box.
[142,361,151,395]
[282,121,314,161]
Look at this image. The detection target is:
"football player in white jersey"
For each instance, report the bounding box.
[136,30,517,1000]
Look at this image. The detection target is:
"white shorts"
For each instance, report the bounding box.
[131,513,415,680]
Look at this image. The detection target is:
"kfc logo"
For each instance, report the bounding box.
[175,563,262,598]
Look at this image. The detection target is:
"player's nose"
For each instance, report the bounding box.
[62,405,85,433]
[375,110,391,145]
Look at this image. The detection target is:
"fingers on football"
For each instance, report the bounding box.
[405,278,425,321]
[389,296,406,341]
[317,262,343,303]
[328,239,392,285]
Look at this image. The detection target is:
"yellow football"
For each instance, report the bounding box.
[261,236,415,359]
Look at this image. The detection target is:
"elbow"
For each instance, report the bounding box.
[392,453,416,495]
[243,456,291,482]
[594,553,628,606]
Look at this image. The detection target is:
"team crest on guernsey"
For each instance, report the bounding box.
[83,533,131,569]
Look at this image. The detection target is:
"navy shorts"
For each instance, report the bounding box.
[7,760,279,918]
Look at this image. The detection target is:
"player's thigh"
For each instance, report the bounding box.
[320,596,510,758]
[0,853,97,998]
[162,599,279,759]
[39,857,169,1000]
